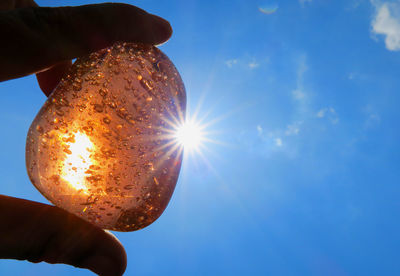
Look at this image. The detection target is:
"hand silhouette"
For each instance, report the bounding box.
[0,1,172,275]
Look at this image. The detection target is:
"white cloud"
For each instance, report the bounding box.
[297,55,308,79]
[275,138,283,147]
[316,107,339,124]
[316,108,326,118]
[366,113,381,126]
[225,59,238,68]
[225,55,269,70]
[292,55,308,102]
[331,118,339,124]
[292,89,305,100]
[285,121,302,136]
[256,126,284,150]
[347,71,368,81]
[371,2,400,51]
[363,105,381,128]
[248,61,259,69]
[257,125,263,135]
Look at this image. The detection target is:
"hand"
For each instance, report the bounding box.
[0,1,172,275]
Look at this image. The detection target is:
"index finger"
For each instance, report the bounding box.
[0,3,172,81]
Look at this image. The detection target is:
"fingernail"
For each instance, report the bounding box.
[81,255,122,276]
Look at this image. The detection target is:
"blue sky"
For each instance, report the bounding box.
[1,0,400,275]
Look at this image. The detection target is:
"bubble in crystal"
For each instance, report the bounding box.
[25,42,186,231]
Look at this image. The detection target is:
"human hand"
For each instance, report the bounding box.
[0,1,172,275]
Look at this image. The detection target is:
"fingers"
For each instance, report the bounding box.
[3,0,60,96]
[0,0,38,11]
[0,195,127,276]
[36,60,72,96]
[0,3,172,81]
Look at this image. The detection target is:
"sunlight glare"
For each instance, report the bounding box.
[61,131,95,193]
[175,120,204,151]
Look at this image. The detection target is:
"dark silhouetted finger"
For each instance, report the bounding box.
[0,0,38,11]
[2,1,73,97]
[0,195,127,276]
[36,60,72,96]
[0,3,172,81]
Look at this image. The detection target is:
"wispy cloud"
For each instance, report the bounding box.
[316,109,326,118]
[257,124,263,135]
[292,89,305,100]
[275,138,283,147]
[347,71,369,81]
[285,121,302,136]
[251,123,300,158]
[371,1,400,51]
[292,54,308,103]
[297,55,308,80]
[242,52,342,159]
[255,122,302,153]
[363,105,381,128]
[316,107,339,124]
[225,59,238,68]
[251,56,308,155]
[248,61,259,69]
[224,56,268,70]
[365,113,381,127]
[256,125,284,149]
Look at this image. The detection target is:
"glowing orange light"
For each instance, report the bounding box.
[60,131,95,193]
[26,43,186,231]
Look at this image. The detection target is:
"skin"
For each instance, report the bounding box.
[0,1,172,275]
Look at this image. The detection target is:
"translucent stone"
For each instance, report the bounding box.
[25,43,186,231]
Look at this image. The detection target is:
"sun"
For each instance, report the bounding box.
[160,104,222,161]
[174,119,205,152]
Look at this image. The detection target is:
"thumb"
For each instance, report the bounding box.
[0,195,127,276]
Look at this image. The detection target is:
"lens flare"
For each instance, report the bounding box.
[174,120,205,151]
[258,4,279,15]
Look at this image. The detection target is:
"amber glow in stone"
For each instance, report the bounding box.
[25,42,186,231]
